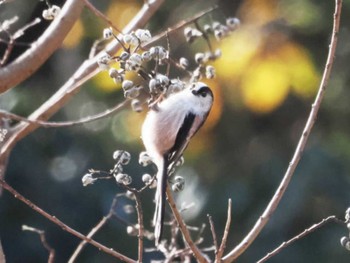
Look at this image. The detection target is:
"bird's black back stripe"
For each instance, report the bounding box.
[168,112,196,157]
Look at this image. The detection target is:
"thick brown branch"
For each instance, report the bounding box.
[222,0,343,261]
[0,0,85,93]
[0,179,136,263]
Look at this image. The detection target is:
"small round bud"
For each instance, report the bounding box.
[179,57,189,69]
[226,17,240,30]
[129,53,142,65]
[347,222,350,230]
[82,173,97,186]
[119,51,130,61]
[131,99,143,112]
[340,236,350,251]
[149,46,167,60]
[108,68,119,78]
[172,181,185,192]
[214,29,224,40]
[139,151,153,166]
[192,67,202,81]
[214,49,222,58]
[103,28,113,39]
[120,151,131,165]
[184,27,193,38]
[113,163,123,173]
[115,173,132,185]
[97,53,112,70]
[212,21,221,30]
[124,87,140,99]
[157,74,169,86]
[123,204,135,214]
[141,51,151,62]
[142,173,152,184]
[203,24,213,34]
[123,34,133,44]
[206,65,216,79]
[135,29,152,43]
[126,225,138,236]
[122,80,134,90]
[195,53,205,64]
[125,190,135,200]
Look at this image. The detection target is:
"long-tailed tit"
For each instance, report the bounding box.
[141,82,214,245]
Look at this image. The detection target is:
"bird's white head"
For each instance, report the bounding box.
[188,82,214,114]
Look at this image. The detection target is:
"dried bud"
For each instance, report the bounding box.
[205,65,216,79]
[131,99,143,112]
[122,80,134,90]
[123,204,135,214]
[226,17,240,30]
[103,28,113,39]
[124,87,140,99]
[82,173,97,186]
[179,57,189,69]
[135,29,152,43]
[141,51,152,62]
[97,53,112,70]
[139,151,153,166]
[113,150,131,165]
[115,173,132,185]
[195,53,205,64]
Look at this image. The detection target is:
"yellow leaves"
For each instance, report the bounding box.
[241,57,290,113]
[215,29,320,114]
[106,1,140,29]
[62,19,84,49]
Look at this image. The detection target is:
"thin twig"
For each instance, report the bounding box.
[222,0,343,261]
[208,214,218,253]
[0,100,129,128]
[257,215,344,263]
[144,5,218,47]
[216,199,232,262]
[0,239,5,263]
[0,179,136,263]
[0,0,85,93]
[166,186,208,263]
[68,195,124,262]
[83,0,122,33]
[22,225,55,263]
[131,191,144,263]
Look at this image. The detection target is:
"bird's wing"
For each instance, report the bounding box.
[168,112,205,165]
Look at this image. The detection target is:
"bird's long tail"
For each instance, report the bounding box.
[153,156,168,246]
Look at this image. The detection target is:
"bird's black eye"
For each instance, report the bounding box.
[192,86,211,98]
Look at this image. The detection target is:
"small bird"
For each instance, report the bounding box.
[141,82,214,245]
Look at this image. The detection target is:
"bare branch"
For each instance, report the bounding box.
[216,199,232,261]
[0,239,5,263]
[22,225,55,263]
[83,0,121,33]
[0,179,136,263]
[0,100,129,128]
[0,0,85,93]
[222,1,343,261]
[166,186,208,263]
[207,214,218,254]
[257,216,344,263]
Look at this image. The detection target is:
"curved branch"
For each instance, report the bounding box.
[0,0,85,93]
[222,0,343,261]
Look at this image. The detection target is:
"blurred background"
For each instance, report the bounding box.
[1,0,350,262]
